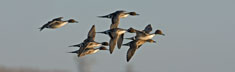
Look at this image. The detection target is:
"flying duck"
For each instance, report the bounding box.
[68,46,108,57]
[39,17,78,31]
[69,25,108,57]
[126,24,165,40]
[98,10,139,29]
[123,39,156,62]
[96,27,135,54]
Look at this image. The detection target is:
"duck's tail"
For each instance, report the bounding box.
[125,37,135,40]
[122,43,130,46]
[68,50,78,53]
[97,15,112,18]
[68,44,80,47]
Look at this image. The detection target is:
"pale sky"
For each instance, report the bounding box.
[0,0,235,72]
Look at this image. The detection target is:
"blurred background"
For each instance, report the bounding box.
[0,0,235,72]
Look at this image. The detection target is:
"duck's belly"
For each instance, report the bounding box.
[138,35,155,40]
[50,22,68,29]
[117,30,126,35]
[87,43,101,48]
[85,49,99,55]
[91,49,99,54]
[121,14,129,18]
[80,49,99,56]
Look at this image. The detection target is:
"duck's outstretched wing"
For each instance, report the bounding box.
[110,16,120,29]
[109,35,118,54]
[117,34,124,49]
[77,43,87,57]
[52,17,63,21]
[39,23,48,31]
[127,41,138,62]
[143,24,152,33]
[87,25,96,41]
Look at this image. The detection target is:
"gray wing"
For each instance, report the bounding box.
[52,17,63,21]
[143,24,152,33]
[77,43,89,57]
[135,31,147,37]
[77,46,85,57]
[110,11,125,29]
[105,10,125,19]
[127,41,138,62]
[117,34,124,49]
[109,35,118,54]
[87,25,96,41]
[39,23,49,31]
[110,16,120,29]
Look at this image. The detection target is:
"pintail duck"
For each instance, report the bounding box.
[98,10,139,19]
[122,39,156,62]
[96,27,135,54]
[98,10,139,29]
[39,17,78,31]
[69,42,108,48]
[68,46,108,57]
[126,24,165,40]
[69,25,108,57]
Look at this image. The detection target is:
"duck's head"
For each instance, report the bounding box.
[99,46,108,50]
[155,30,165,36]
[128,12,140,16]
[127,27,136,33]
[67,19,78,23]
[101,42,109,46]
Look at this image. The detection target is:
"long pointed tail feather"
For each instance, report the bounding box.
[68,44,80,47]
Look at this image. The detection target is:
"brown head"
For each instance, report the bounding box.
[127,27,136,33]
[67,19,78,23]
[101,42,109,46]
[99,46,108,50]
[155,30,165,36]
[128,12,140,16]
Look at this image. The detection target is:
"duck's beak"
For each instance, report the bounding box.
[75,21,79,23]
[153,41,157,43]
[161,34,165,36]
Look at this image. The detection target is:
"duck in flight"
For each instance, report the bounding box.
[126,24,165,40]
[98,10,139,29]
[122,39,156,62]
[39,17,78,31]
[69,25,108,57]
[96,27,135,54]
[68,46,108,57]
[98,10,139,19]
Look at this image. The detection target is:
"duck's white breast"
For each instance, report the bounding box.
[138,34,155,40]
[92,49,100,53]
